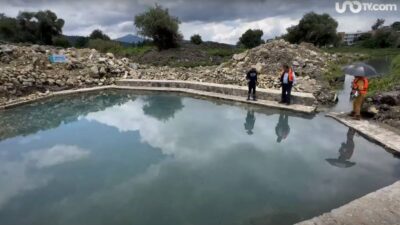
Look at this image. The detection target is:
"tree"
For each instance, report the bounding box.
[372,18,385,30]
[52,36,70,48]
[391,21,400,31]
[89,29,110,40]
[238,29,264,48]
[0,14,18,41]
[284,12,339,47]
[190,34,202,45]
[134,4,181,50]
[75,36,89,48]
[0,10,64,45]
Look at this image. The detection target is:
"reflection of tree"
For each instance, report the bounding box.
[142,95,184,122]
[0,90,134,141]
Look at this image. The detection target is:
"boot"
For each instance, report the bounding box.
[348,111,355,117]
[247,95,251,101]
[253,94,257,101]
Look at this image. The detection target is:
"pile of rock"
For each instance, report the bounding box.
[1,40,339,106]
[129,40,339,103]
[365,88,400,129]
[0,44,136,104]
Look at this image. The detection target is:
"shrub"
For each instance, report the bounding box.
[190,34,202,45]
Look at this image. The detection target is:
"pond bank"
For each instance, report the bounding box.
[296,181,400,225]
[0,83,316,114]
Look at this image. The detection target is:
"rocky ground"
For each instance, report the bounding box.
[131,40,341,104]
[0,40,343,107]
[365,88,400,130]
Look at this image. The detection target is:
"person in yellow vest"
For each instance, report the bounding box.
[280,64,296,105]
[349,76,369,120]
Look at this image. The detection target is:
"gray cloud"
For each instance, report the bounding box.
[1,0,399,42]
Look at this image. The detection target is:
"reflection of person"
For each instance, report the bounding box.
[275,113,290,143]
[280,64,296,105]
[244,110,256,135]
[339,128,355,161]
[246,68,258,101]
[326,128,356,168]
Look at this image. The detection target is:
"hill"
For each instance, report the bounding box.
[114,34,144,44]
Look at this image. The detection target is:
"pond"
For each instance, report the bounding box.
[0,91,399,225]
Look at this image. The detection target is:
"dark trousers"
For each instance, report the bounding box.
[281,83,293,104]
[248,83,256,97]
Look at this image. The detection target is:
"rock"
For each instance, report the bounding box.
[90,65,99,78]
[233,51,248,61]
[378,91,400,106]
[129,63,139,70]
[106,53,114,59]
[368,105,379,115]
[99,67,106,76]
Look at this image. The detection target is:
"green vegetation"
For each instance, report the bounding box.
[368,54,400,95]
[284,12,340,47]
[354,19,400,48]
[52,36,71,48]
[87,39,154,57]
[89,29,110,41]
[134,4,181,50]
[0,10,64,45]
[325,46,400,59]
[238,29,264,49]
[190,34,203,45]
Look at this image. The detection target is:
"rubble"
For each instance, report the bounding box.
[0,43,135,104]
[0,40,340,106]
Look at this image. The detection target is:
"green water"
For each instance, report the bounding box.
[0,91,399,225]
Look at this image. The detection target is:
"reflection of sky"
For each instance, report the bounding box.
[0,94,399,225]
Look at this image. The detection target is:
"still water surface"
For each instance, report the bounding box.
[0,91,399,225]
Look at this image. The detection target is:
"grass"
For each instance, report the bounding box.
[323,46,400,91]
[325,46,400,58]
[368,54,400,95]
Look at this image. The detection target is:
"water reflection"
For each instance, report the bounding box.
[142,95,184,122]
[244,110,256,135]
[0,92,399,225]
[275,113,290,143]
[0,90,134,141]
[326,128,356,168]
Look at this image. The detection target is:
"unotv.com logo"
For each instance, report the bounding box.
[335,1,398,13]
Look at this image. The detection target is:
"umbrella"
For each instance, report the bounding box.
[326,158,356,168]
[343,62,379,77]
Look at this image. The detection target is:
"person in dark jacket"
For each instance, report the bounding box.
[280,64,296,105]
[246,68,258,101]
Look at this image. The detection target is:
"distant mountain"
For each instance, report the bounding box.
[114,34,144,44]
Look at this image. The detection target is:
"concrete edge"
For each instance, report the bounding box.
[295,181,400,225]
[0,85,316,114]
[326,112,400,153]
[117,79,315,98]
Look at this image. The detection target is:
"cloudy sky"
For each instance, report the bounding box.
[1,0,399,44]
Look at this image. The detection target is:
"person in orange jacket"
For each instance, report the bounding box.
[279,64,296,105]
[349,76,369,120]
